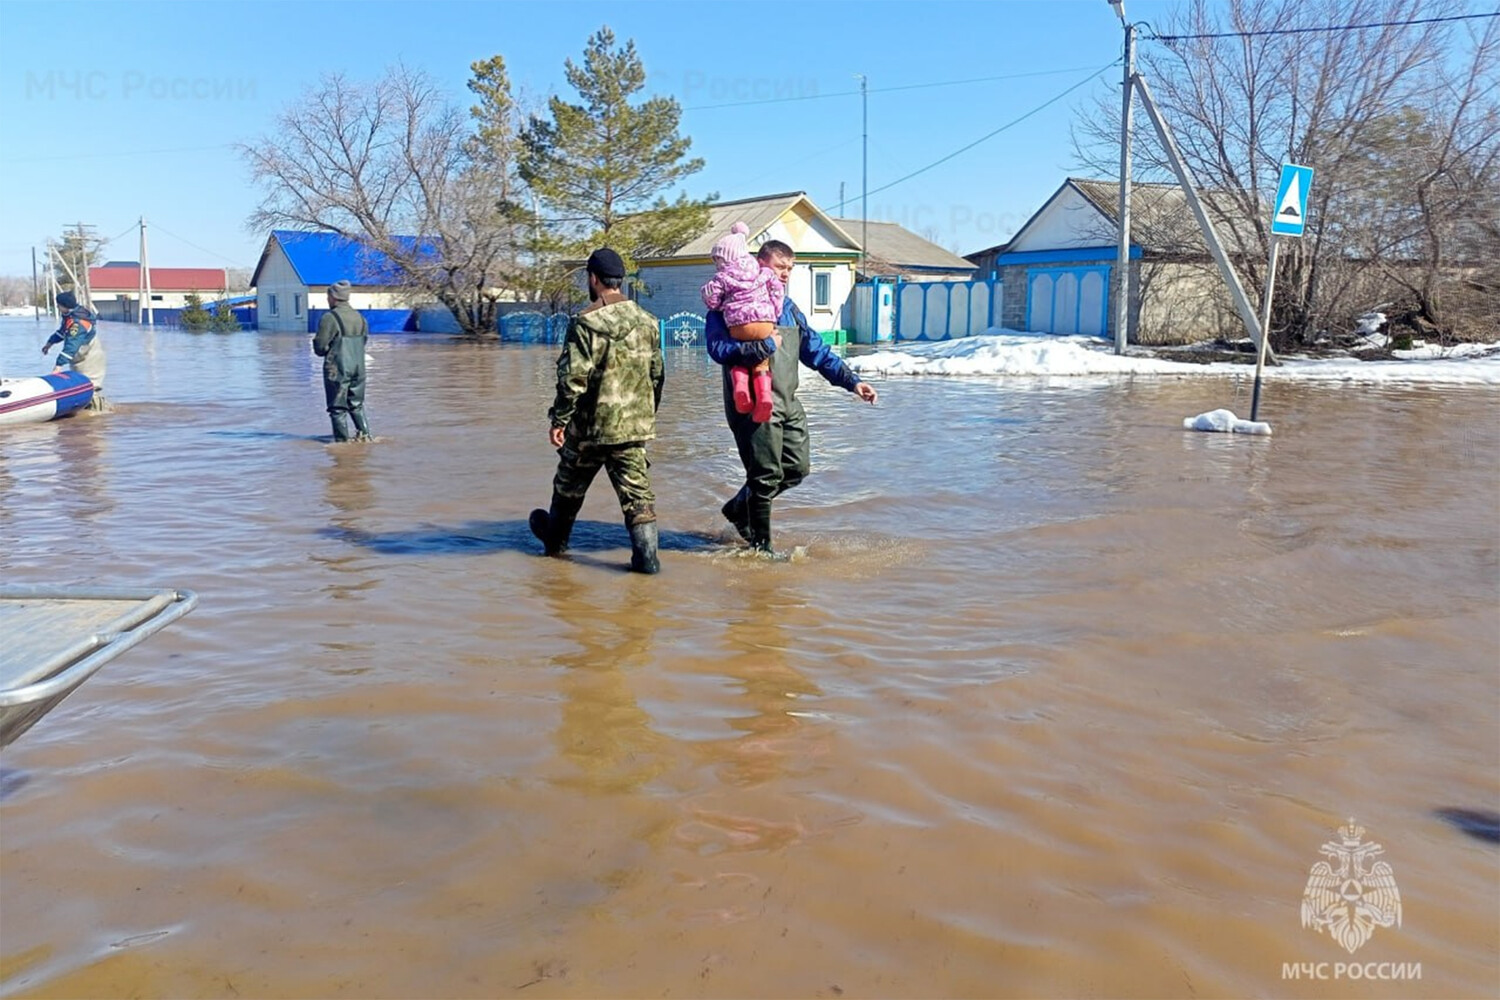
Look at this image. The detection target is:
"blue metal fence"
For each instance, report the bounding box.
[851,277,1004,343]
[498,311,570,344]
[493,308,714,350]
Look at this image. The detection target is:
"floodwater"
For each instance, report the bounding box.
[0,317,1496,999]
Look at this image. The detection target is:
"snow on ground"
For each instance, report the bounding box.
[847,328,1500,386]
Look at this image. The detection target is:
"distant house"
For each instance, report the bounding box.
[89,262,228,321]
[830,219,976,282]
[250,230,436,333]
[982,177,1252,343]
[632,192,861,334]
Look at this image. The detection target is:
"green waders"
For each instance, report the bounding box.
[721,324,810,553]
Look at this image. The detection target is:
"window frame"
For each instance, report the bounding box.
[812,268,833,310]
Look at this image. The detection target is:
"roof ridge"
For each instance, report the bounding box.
[708,192,805,209]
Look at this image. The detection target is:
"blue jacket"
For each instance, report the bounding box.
[46,306,99,367]
[705,299,861,392]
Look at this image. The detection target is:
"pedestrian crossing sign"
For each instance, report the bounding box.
[1271,164,1313,237]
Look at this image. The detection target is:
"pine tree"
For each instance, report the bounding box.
[180,292,211,332]
[520,26,711,272]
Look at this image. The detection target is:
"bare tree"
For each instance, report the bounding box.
[0,275,36,307]
[241,64,525,337]
[1344,16,1500,340]
[1074,0,1496,347]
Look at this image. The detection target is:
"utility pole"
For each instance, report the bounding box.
[1110,0,1134,355]
[139,216,154,326]
[839,181,845,217]
[31,246,39,321]
[857,74,868,276]
[73,221,98,309]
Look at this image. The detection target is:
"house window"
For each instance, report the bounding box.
[150,294,163,301]
[268,293,279,316]
[813,269,832,309]
[294,293,303,317]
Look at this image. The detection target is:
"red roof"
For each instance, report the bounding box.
[89,266,227,292]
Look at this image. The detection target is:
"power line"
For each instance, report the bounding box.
[96,222,140,250]
[681,65,1112,112]
[148,221,246,267]
[853,61,1119,203]
[1147,10,1497,42]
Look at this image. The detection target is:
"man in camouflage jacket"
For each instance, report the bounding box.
[531,248,665,574]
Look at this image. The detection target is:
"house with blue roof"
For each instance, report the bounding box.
[250,230,438,333]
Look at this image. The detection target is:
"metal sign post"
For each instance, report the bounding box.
[1251,163,1313,421]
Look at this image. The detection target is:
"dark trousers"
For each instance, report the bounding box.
[730,408,809,505]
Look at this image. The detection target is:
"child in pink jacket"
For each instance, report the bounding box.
[700,222,784,422]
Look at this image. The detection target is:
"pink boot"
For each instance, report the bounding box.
[730,366,753,414]
[751,368,774,423]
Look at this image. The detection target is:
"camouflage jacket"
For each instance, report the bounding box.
[548,299,664,446]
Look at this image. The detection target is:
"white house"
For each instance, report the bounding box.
[88,263,227,321]
[632,192,862,335]
[250,230,434,333]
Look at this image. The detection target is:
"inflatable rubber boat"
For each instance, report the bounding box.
[0,371,95,426]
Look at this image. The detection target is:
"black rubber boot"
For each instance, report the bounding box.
[720,485,753,544]
[627,520,660,574]
[529,494,583,556]
[746,495,786,559]
[351,406,372,441]
[329,411,351,442]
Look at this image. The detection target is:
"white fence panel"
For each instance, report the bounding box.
[897,283,926,340]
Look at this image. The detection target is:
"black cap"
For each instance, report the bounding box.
[56,290,78,309]
[586,247,626,280]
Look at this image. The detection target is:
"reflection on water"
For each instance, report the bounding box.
[0,319,1496,998]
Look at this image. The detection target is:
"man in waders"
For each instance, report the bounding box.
[530,248,666,574]
[312,279,372,443]
[705,239,878,556]
[43,289,108,409]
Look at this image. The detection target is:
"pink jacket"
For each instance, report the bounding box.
[700,222,785,327]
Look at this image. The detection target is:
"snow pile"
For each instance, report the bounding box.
[849,330,1208,377]
[847,329,1500,385]
[1182,408,1272,436]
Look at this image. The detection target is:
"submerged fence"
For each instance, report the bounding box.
[496,309,710,350]
[497,311,571,344]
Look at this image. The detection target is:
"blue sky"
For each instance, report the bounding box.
[0,0,1187,278]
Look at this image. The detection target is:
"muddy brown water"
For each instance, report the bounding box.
[1,319,1496,998]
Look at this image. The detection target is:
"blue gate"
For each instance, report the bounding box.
[499,311,570,344]
[660,311,706,349]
